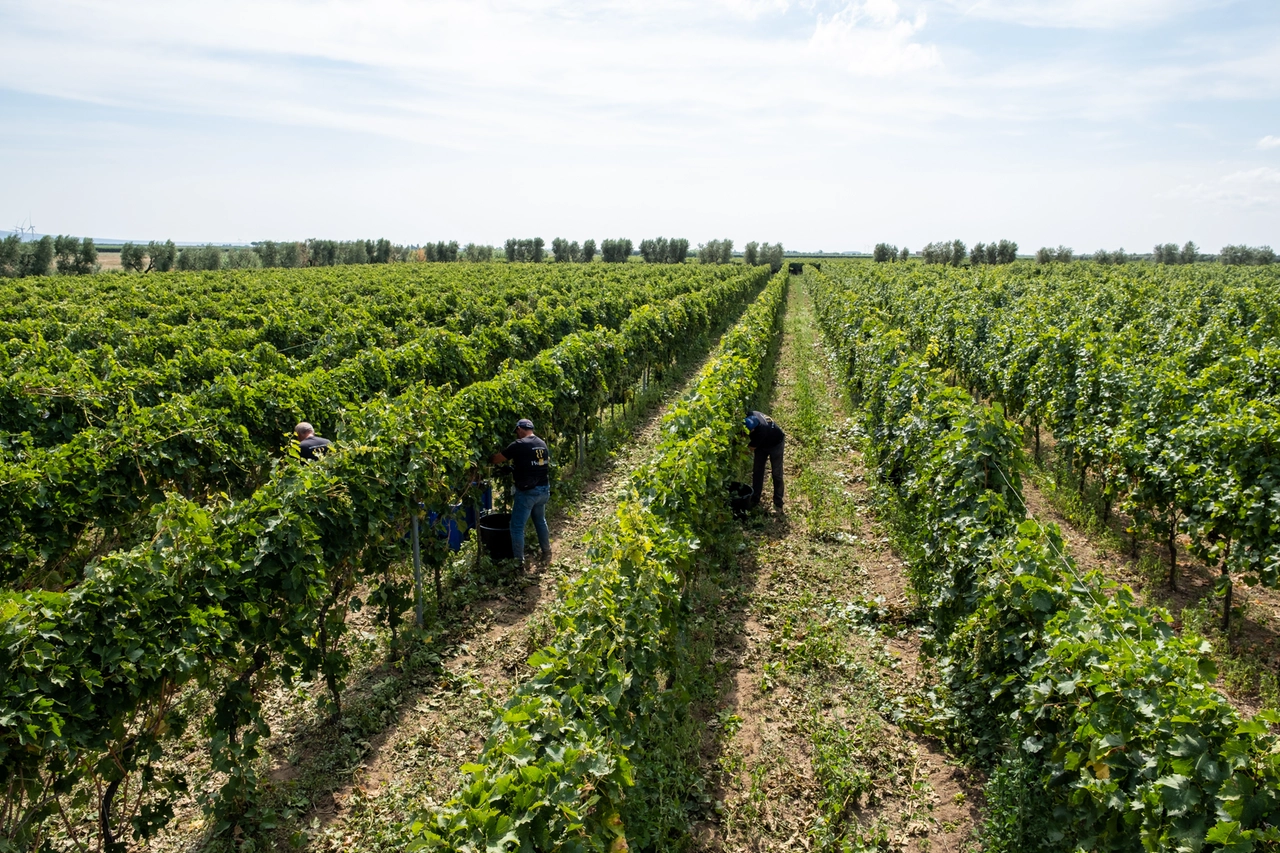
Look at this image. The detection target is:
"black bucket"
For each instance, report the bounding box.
[478,512,514,561]
[728,482,754,519]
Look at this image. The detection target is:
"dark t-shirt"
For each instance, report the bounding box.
[299,435,332,461]
[503,435,551,490]
[747,411,784,449]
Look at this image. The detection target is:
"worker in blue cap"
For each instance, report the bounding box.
[744,410,785,511]
[491,417,552,568]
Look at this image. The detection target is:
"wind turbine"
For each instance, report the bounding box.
[12,216,36,240]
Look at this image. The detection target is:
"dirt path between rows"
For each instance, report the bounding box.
[693,279,982,852]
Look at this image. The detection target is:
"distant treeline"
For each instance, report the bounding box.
[138,239,506,272]
[2,232,778,277]
[1217,244,1277,265]
[117,238,497,273]
[919,239,1019,266]
[1050,242,1275,266]
[868,238,1276,267]
[119,239,412,272]
[47,229,1275,278]
[1,234,99,278]
[873,240,1019,266]
[1034,241,1276,266]
[1148,242,1276,266]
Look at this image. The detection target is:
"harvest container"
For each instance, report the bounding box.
[478,512,514,560]
[728,481,754,519]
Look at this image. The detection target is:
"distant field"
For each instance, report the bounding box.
[94,248,122,270]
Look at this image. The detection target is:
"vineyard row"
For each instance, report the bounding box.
[819,260,1280,633]
[808,265,1279,852]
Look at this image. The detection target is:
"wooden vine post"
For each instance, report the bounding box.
[411,502,425,628]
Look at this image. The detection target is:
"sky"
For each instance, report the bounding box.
[1,0,1278,253]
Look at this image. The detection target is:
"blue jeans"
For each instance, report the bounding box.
[510,485,551,561]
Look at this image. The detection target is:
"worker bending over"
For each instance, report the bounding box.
[744,410,784,511]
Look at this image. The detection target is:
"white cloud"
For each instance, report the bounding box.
[711,0,794,19]
[1,0,1272,147]
[944,0,1222,29]
[1260,135,1280,150]
[808,1,941,76]
[0,0,952,152]
[1162,167,1280,208]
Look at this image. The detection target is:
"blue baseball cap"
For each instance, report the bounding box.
[744,415,759,430]
[516,418,535,430]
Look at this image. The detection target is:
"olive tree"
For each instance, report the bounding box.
[120,242,147,272]
[464,243,495,262]
[1219,244,1276,265]
[146,240,177,272]
[224,247,262,269]
[698,239,733,264]
[504,238,545,262]
[600,239,633,263]
[54,235,97,275]
[759,242,784,272]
